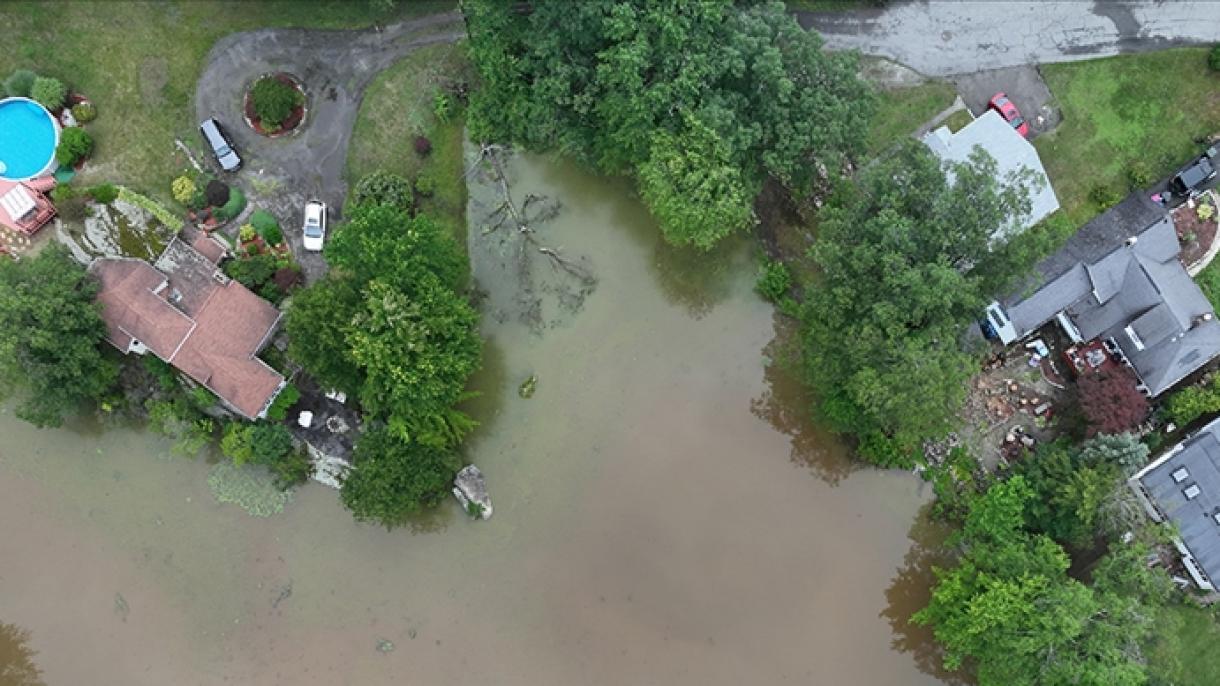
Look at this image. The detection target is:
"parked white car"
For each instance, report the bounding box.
[302,200,327,252]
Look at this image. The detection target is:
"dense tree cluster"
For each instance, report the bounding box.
[799,141,1044,465]
[915,474,1171,686]
[285,194,480,526]
[0,245,117,427]
[463,0,875,249]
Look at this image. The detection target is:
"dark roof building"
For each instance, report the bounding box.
[92,236,285,419]
[1131,416,1220,590]
[984,193,1220,397]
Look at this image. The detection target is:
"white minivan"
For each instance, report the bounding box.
[302,200,327,252]
[199,118,242,172]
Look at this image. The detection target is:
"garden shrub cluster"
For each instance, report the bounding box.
[250,76,303,130]
[87,184,118,204]
[214,186,247,221]
[1164,374,1220,427]
[30,76,66,110]
[265,383,300,422]
[171,175,197,205]
[117,187,185,231]
[55,127,93,166]
[352,170,413,211]
[220,422,312,488]
[2,69,36,98]
[71,102,97,123]
[249,209,283,246]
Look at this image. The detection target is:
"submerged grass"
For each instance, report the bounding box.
[0,1,454,204]
[1035,48,1220,226]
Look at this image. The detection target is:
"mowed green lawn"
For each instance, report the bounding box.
[1148,603,1220,685]
[865,80,958,157]
[0,0,454,204]
[1035,48,1220,226]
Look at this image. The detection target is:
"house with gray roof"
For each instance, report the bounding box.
[922,109,1060,241]
[982,193,1220,397]
[1131,415,1220,590]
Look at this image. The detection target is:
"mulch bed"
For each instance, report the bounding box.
[243,73,306,137]
[1173,194,1218,267]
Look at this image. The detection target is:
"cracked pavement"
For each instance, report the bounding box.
[193,11,465,282]
[796,1,1220,76]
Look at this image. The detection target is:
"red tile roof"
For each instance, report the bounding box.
[91,240,284,419]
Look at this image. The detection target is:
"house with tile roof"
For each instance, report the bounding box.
[91,235,285,419]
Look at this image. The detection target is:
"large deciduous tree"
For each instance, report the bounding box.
[800,140,1040,465]
[914,476,1165,686]
[339,426,462,527]
[463,0,875,249]
[0,245,118,427]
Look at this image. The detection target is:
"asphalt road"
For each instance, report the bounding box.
[194,12,465,282]
[797,1,1220,76]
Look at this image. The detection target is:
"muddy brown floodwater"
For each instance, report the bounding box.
[0,151,952,685]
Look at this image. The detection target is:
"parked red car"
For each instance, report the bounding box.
[988,92,1030,138]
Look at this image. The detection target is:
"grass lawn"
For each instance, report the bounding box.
[1035,48,1220,227]
[865,81,958,157]
[346,42,472,249]
[941,108,975,133]
[0,0,454,205]
[1148,603,1220,685]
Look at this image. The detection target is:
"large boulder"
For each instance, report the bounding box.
[453,465,493,520]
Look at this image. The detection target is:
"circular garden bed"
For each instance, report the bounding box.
[243,73,307,137]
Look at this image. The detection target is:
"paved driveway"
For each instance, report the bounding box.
[951,66,1060,139]
[797,1,1220,76]
[194,12,465,281]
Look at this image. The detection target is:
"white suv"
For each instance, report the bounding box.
[302,200,327,252]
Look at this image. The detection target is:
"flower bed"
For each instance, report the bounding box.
[243,73,307,137]
[1174,191,1218,269]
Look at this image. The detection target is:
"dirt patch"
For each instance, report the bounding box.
[139,57,169,107]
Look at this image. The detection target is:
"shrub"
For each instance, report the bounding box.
[1210,44,1220,72]
[205,179,230,207]
[71,102,97,123]
[250,210,283,246]
[273,266,303,292]
[1165,374,1220,427]
[239,224,256,242]
[55,127,93,166]
[1199,202,1216,221]
[116,187,185,231]
[266,384,301,422]
[49,185,74,203]
[1126,160,1153,190]
[224,252,278,289]
[353,170,413,210]
[57,196,87,222]
[756,259,792,303]
[1077,367,1150,436]
[1089,184,1121,209]
[414,135,432,156]
[171,175,197,205]
[258,282,284,303]
[414,171,437,198]
[214,186,246,221]
[87,184,118,204]
[433,91,452,123]
[250,76,303,130]
[4,69,36,98]
[29,76,66,110]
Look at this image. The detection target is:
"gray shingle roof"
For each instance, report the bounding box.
[1138,421,1220,584]
[995,204,1220,396]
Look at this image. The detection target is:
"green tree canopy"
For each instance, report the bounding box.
[464,0,875,248]
[914,476,1161,686]
[800,141,1041,465]
[0,245,117,426]
[339,426,462,527]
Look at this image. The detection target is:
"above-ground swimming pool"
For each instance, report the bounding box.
[0,98,60,181]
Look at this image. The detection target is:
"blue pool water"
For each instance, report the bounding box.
[0,98,58,181]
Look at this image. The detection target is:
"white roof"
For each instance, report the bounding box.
[922,109,1060,241]
[0,184,36,221]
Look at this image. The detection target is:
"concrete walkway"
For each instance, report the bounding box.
[797,1,1220,76]
[194,12,465,281]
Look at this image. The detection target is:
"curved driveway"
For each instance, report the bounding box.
[798,1,1220,76]
[194,12,465,280]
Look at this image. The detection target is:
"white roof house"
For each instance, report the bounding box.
[922,109,1060,241]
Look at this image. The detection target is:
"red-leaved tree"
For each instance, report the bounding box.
[1077,367,1149,436]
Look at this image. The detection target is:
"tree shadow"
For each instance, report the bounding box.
[0,621,45,686]
[880,504,974,686]
[647,231,745,319]
[749,314,857,485]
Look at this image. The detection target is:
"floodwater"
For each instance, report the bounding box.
[0,152,951,685]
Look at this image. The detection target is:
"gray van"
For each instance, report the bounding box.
[199,118,242,172]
